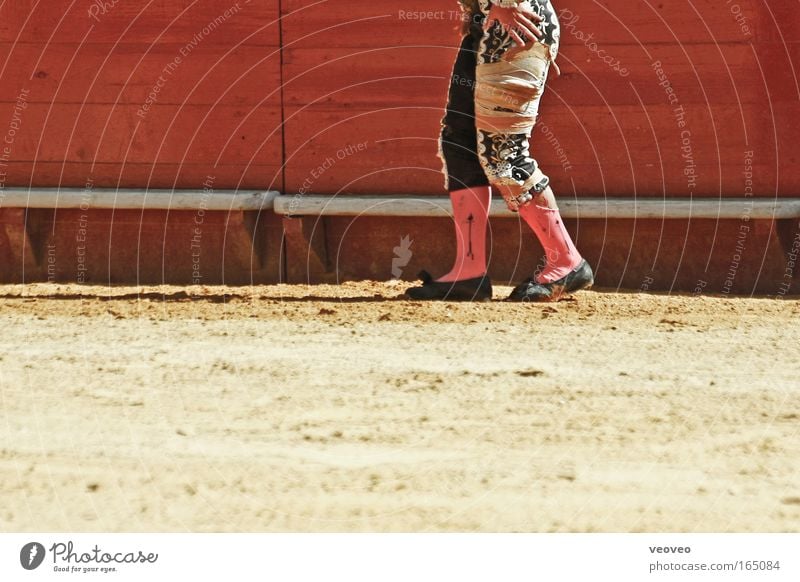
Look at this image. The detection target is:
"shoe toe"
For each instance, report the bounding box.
[406,285,443,300]
[517,283,555,302]
[507,260,594,302]
[405,286,427,300]
[506,278,535,301]
[405,273,492,301]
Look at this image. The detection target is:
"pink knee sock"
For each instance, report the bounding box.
[436,186,491,282]
[519,203,582,283]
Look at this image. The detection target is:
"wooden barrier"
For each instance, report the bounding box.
[0,0,797,291]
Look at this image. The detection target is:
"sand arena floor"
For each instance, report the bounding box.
[1,281,799,532]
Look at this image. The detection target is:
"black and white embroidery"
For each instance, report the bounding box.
[441,0,558,210]
[476,0,560,63]
[478,130,536,183]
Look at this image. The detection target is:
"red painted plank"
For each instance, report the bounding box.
[283,103,788,196]
[0,102,282,166]
[281,0,763,47]
[755,1,800,42]
[0,0,279,45]
[0,162,282,190]
[0,43,281,106]
[282,43,796,110]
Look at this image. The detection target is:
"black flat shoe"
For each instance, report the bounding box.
[405,271,493,301]
[506,259,594,302]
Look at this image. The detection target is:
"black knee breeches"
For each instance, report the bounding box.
[439,0,560,211]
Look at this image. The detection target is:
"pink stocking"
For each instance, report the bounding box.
[436,186,491,282]
[519,189,582,283]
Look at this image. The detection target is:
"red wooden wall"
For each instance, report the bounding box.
[0,0,283,190]
[0,0,285,285]
[0,1,798,291]
[282,0,799,197]
[279,0,799,293]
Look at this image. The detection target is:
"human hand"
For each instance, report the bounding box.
[483,4,543,46]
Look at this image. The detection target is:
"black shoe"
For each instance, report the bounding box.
[405,271,493,301]
[506,259,594,302]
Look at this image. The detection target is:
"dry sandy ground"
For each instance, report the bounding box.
[0,281,799,533]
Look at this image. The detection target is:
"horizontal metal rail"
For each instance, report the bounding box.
[274,195,800,220]
[2,190,799,220]
[0,188,279,211]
